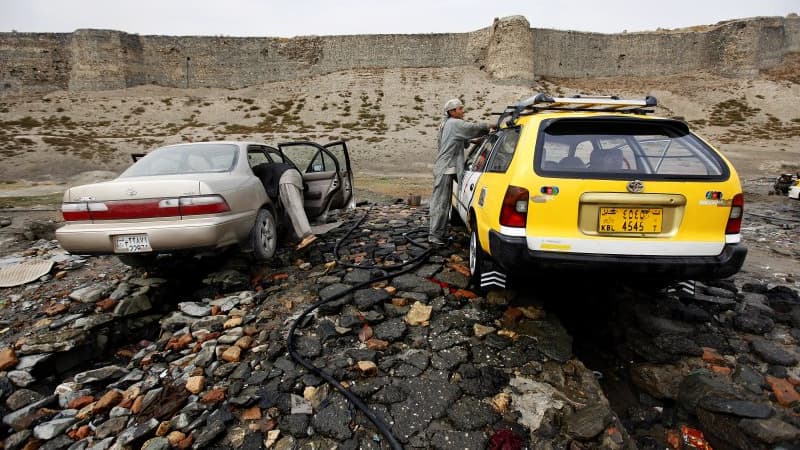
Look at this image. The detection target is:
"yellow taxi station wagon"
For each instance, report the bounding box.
[451,94,747,290]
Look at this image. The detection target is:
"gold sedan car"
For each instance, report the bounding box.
[56,141,354,266]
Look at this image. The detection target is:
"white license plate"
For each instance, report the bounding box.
[114,234,152,253]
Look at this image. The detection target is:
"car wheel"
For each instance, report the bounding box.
[252,208,277,260]
[117,253,157,268]
[469,225,487,287]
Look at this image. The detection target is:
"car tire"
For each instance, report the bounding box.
[252,208,277,260]
[117,253,157,268]
[469,224,487,288]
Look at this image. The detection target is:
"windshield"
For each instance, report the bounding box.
[535,118,728,180]
[120,143,238,177]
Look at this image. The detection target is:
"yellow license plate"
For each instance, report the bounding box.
[598,207,662,233]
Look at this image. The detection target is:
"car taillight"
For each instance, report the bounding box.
[725,193,744,234]
[60,195,230,221]
[499,186,529,228]
[179,195,230,216]
[61,202,91,221]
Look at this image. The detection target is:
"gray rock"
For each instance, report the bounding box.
[447,396,497,430]
[354,288,391,310]
[194,345,216,367]
[373,318,407,342]
[435,269,469,289]
[72,313,114,330]
[39,434,73,450]
[739,417,800,444]
[733,365,764,395]
[458,365,508,398]
[109,406,131,418]
[113,294,152,317]
[190,315,227,333]
[5,388,44,411]
[279,414,310,437]
[565,404,612,439]
[74,365,129,384]
[734,312,775,334]
[68,283,109,303]
[698,396,773,418]
[431,346,469,371]
[115,417,158,446]
[179,302,211,317]
[15,353,53,371]
[678,372,737,411]
[109,282,131,300]
[343,269,372,284]
[430,431,487,450]
[515,317,573,362]
[372,385,407,404]
[295,336,322,358]
[391,274,442,298]
[18,328,88,354]
[630,363,683,400]
[318,283,354,315]
[49,314,84,330]
[390,378,461,441]
[312,395,353,440]
[429,329,469,351]
[160,312,198,330]
[192,419,226,448]
[95,416,129,439]
[33,417,76,440]
[7,371,35,387]
[415,264,441,279]
[4,430,31,450]
[751,338,798,366]
[140,437,170,450]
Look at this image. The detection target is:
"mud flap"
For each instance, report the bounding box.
[479,257,508,290]
[665,280,696,297]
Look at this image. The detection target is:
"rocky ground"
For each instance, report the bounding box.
[0,193,797,450]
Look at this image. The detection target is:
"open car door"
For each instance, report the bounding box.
[323,141,355,210]
[278,141,354,219]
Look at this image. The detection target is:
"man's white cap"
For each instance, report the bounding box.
[444,98,463,113]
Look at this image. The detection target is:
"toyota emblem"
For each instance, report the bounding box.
[626,180,644,193]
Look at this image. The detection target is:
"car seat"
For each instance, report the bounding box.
[558,156,585,169]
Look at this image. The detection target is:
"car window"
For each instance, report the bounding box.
[486,129,520,173]
[120,143,238,177]
[281,143,335,173]
[536,119,728,179]
[466,135,498,172]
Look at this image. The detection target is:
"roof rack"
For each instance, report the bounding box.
[495,94,658,128]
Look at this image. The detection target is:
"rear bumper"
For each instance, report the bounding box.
[488,230,747,280]
[55,212,255,255]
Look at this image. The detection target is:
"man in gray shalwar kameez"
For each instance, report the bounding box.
[429,98,492,245]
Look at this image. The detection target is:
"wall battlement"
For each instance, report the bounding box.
[1,15,798,95]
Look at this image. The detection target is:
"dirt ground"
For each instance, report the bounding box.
[0,65,798,284]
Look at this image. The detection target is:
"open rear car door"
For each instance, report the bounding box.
[278,141,354,219]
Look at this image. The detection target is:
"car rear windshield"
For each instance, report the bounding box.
[535,118,729,180]
[120,143,238,177]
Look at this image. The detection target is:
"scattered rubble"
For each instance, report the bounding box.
[0,200,796,449]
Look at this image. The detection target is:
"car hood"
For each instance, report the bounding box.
[65,177,204,202]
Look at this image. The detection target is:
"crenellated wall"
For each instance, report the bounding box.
[0,15,798,95]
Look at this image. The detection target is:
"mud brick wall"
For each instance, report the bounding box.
[532,16,800,78]
[0,32,70,94]
[0,15,798,95]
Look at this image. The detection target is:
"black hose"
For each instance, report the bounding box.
[287,205,434,449]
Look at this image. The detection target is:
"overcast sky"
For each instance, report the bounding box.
[2,0,797,36]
